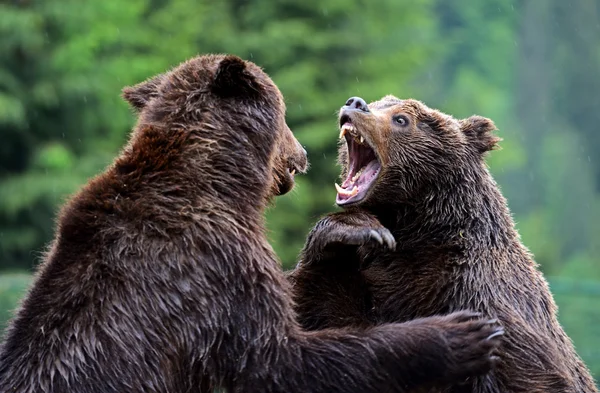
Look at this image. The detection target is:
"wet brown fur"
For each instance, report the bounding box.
[0,63,502,393]
[289,95,598,393]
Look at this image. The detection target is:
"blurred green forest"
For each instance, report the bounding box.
[0,0,598,383]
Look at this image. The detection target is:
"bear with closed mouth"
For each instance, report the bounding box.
[0,60,502,393]
[289,95,598,392]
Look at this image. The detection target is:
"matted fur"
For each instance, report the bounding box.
[289,96,598,393]
[0,61,501,393]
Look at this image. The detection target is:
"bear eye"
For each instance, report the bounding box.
[393,115,409,126]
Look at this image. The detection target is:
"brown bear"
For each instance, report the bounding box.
[288,95,598,393]
[0,59,503,393]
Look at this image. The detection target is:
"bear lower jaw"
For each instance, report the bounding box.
[335,159,381,205]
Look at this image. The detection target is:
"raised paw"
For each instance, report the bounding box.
[437,311,504,382]
[342,226,396,251]
[300,211,395,267]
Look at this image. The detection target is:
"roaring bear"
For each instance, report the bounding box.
[289,95,598,392]
[0,60,502,393]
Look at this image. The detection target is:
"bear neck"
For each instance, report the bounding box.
[373,165,518,252]
[112,124,273,230]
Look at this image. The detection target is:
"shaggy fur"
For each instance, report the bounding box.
[0,61,502,393]
[289,96,598,393]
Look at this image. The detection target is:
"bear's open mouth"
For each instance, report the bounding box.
[335,117,381,205]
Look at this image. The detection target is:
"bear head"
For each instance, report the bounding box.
[335,95,499,207]
[121,54,307,200]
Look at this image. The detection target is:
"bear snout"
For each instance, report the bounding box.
[343,96,370,112]
[289,141,308,174]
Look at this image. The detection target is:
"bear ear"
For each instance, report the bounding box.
[212,55,260,98]
[460,115,501,154]
[122,74,164,111]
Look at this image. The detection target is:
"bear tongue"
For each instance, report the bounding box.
[341,140,374,187]
[341,166,364,189]
[336,159,380,199]
[356,160,379,186]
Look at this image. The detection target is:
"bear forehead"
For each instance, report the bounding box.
[367,96,459,130]
[369,95,403,110]
[369,97,433,117]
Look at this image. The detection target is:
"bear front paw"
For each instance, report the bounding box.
[315,212,396,251]
[437,311,503,383]
[341,227,396,251]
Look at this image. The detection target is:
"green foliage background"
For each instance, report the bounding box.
[0,0,598,383]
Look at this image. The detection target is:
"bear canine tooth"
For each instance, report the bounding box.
[339,124,353,139]
[360,136,365,144]
[335,183,349,195]
[335,183,358,197]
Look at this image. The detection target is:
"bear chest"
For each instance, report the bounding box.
[361,253,458,323]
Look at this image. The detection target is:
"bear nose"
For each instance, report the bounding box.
[344,96,369,112]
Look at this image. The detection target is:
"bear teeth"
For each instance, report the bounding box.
[352,166,365,182]
[339,124,354,139]
[351,134,364,145]
[335,183,359,197]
